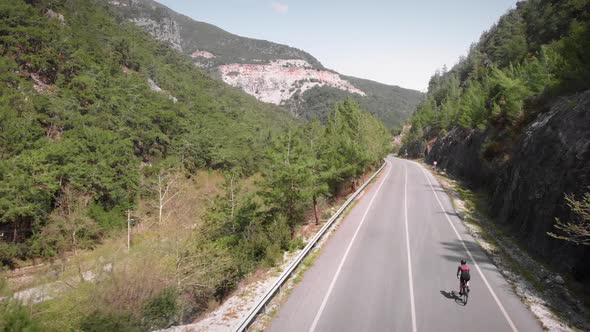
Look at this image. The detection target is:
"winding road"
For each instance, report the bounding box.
[268,157,541,332]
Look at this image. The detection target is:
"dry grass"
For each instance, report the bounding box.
[7,169,233,331]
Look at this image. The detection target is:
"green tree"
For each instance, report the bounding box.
[302,119,330,224]
[260,128,313,227]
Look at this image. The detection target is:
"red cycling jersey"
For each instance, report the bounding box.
[457,264,470,275]
[457,264,471,295]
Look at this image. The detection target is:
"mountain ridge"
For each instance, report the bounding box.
[109,0,324,68]
[106,0,422,129]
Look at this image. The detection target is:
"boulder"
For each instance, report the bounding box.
[554,275,565,285]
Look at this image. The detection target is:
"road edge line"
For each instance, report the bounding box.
[414,161,518,332]
[404,164,418,332]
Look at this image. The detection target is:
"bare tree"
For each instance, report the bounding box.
[41,185,96,279]
[148,170,181,224]
[548,191,590,245]
[46,185,93,257]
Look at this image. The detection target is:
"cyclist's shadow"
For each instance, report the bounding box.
[440,290,465,306]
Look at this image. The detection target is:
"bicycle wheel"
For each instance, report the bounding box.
[463,289,469,305]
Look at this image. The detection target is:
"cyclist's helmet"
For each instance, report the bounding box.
[461,259,466,265]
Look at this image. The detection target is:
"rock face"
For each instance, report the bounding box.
[131,17,183,52]
[426,91,590,281]
[426,126,491,186]
[191,50,215,59]
[219,60,365,105]
[147,78,178,103]
[105,0,423,129]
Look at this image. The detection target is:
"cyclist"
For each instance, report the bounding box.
[457,259,471,295]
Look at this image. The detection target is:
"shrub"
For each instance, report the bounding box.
[141,287,181,330]
[0,300,41,332]
[481,140,503,161]
[288,237,306,252]
[0,242,19,268]
[79,311,141,332]
[263,243,283,267]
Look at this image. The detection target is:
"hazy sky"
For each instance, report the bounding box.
[155,0,517,91]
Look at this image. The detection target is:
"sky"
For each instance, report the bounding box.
[155,0,518,91]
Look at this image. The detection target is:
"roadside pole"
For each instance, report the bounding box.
[127,210,131,251]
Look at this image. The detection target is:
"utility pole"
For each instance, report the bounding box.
[127,210,131,251]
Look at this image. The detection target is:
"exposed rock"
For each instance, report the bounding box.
[219,59,365,105]
[426,126,493,187]
[191,50,215,59]
[554,275,565,285]
[147,78,163,93]
[46,9,65,24]
[147,78,178,103]
[131,17,182,52]
[108,0,128,6]
[30,73,56,94]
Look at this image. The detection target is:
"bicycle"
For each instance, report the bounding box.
[459,279,470,305]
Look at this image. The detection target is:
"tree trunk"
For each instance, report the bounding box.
[13,222,17,242]
[313,196,319,225]
[72,230,77,256]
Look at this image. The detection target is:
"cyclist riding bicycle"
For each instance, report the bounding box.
[457,259,471,295]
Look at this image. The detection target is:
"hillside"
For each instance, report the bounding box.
[285,76,423,126]
[401,0,590,293]
[106,0,422,129]
[0,0,297,258]
[0,0,301,219]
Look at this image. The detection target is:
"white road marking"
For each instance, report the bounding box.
[414,161,518,332]
[308,161,392,332]
[404,165,418,332]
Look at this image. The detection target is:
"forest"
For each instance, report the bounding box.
[401,0,589,156]
[0,0,391,330]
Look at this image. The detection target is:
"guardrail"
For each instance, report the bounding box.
[233,161,387,331]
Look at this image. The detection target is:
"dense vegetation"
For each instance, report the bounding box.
[286,76,423,130]
[401,0,590,157]
[0,0,391,329]
[0,0,293,263]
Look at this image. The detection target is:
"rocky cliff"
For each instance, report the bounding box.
[426,91,590,281]
[219,59,365,105]
[105,0,422,129]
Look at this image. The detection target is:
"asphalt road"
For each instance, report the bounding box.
[267,157,541,332]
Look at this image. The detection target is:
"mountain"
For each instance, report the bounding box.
[106,0,422,129]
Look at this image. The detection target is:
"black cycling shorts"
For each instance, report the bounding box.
[461,271,471,281]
